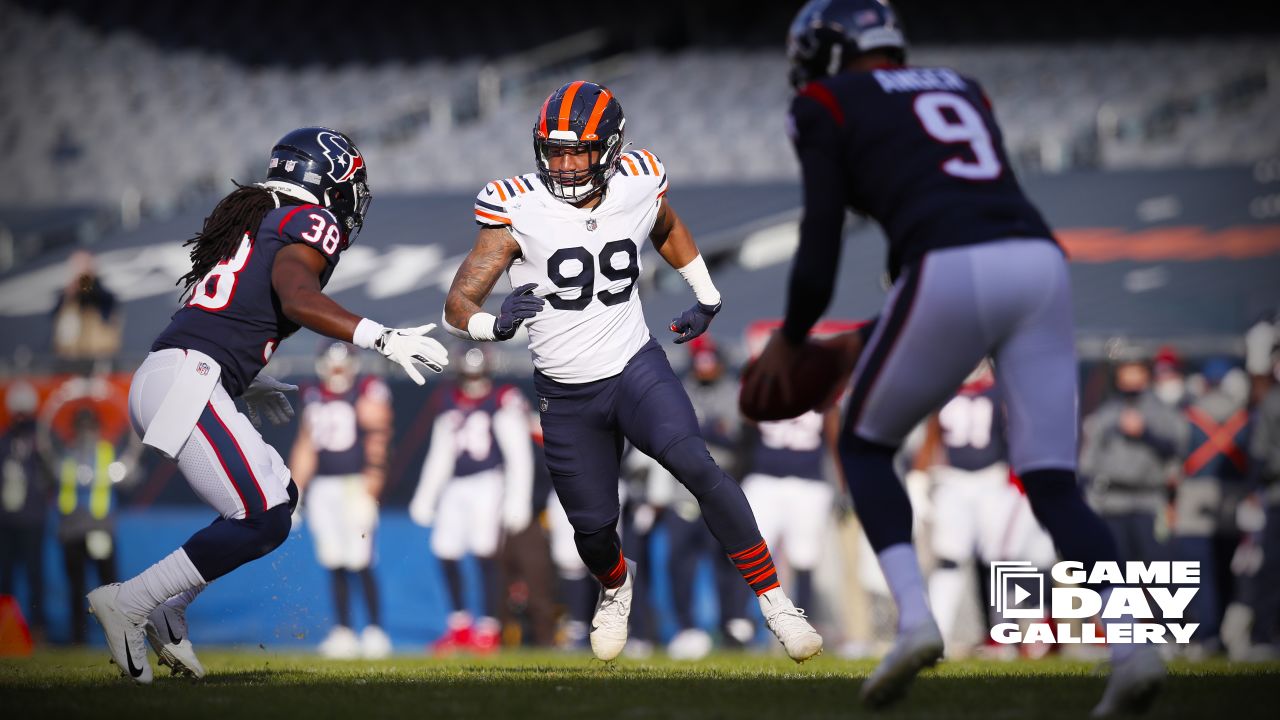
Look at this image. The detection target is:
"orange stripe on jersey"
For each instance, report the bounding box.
[538,94,552,136]
[558,80,585,132]
[475,209,512,225]
[511,178,527,194]
[621,155,640,175]
[581,87,614,139]
[491,182,508,202]
[640,149,660,175]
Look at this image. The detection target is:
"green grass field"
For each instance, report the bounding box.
[2,649,1278,719]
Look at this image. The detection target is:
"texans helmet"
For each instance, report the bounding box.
[533,81,626,203]
[787,0,907,89]
[264,127,372,241]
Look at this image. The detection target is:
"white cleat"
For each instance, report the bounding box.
[759,588,823,663]
[667,628,713,661]
[1091,646,1166,717]
[361,625,393,659]
[145,601,205,679]
[590,560,635,661]
[318,625,361,659]
[87,584,153,684]
[860,618,944,708]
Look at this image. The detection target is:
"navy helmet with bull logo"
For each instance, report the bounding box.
[264,127,372,241]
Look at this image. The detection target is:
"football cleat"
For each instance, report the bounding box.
[759,588,824,662]
[590,560,635,661]
[432,612,475,656]
[145,601,206,678]
[667,628,713,661]
[1091,646,1166,718]
[859,618,944,708]
[360,625,393,660]
[318,625,361,659]
[470,618,501,655]
[87,584,153,684]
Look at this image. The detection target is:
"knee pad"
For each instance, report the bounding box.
[183,503,292,581]
[658,435,723,496]
[253,502,293,554]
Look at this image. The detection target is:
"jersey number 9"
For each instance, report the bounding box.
[545,239,639,311]
[913,92,1002,181]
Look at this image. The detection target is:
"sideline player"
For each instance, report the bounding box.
[410,347,534,653]
[744,2,1163,713]
[442,81,822,663]
[88,128,449,683]
[291,342,393,659]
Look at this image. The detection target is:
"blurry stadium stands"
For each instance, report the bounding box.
[3,0,1277,218]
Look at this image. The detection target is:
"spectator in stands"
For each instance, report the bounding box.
[56,407,122,644]
[50,251,123,364]
[1175,358,1253,654]
[1153,345,1189,409]
[1081,355,1187,564]
[1247,343,1280,658]
[0,382,53,641]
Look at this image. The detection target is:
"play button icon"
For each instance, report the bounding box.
[1014,584,1032,606]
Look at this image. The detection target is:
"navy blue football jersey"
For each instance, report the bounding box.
[301,376,389,477]
[789,66,1055,277]
[751,410,827,481]
[434,384,527,477]
[153,204,346,396]
[937,381,1008,472]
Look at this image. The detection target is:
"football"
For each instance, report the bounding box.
[739,331,864,421]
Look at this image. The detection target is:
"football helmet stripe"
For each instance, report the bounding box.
[581,87,614,139]
[557,80,586,132]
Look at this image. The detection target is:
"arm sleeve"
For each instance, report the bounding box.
[781,93,848,345]
[494,390,535,531]
[408,412,456,527]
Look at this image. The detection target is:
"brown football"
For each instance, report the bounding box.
[739,332,863,422]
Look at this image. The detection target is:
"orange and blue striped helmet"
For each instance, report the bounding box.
[532,80,626,203]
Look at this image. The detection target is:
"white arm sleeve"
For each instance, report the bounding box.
[409,413,456,526]
[494,404,534,532]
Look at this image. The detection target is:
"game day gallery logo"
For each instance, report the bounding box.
[989,560,1200,644]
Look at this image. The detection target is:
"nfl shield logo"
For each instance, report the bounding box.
[585,218,597,232]
[196,362,210,376]
[539,397,549,412]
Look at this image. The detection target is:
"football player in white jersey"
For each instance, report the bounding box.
[442,81,821,663]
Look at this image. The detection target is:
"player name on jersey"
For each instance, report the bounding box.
[872,67,966,93]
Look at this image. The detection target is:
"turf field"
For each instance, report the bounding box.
[2,649,1277,719]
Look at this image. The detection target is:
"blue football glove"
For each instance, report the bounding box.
[670,301,721,344]
[495,283,545,340]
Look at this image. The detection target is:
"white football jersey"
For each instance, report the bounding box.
[473,149,669,383]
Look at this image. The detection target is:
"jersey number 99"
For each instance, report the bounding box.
[545,239,639,311]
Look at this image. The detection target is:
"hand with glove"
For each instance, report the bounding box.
[669,300,722,344]
[242,374,298,428]
[495,283,545,340]
[374,324,450,385]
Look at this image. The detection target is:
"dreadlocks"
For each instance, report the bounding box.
[177,183,279,298]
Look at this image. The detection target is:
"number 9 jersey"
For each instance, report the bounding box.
[153,204,348,396]
[473,149,668,383]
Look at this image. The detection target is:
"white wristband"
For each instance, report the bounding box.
[467,312,499,342]
[352,318,385,349]
[675,254,721,307]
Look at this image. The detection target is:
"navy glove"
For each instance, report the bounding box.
[495,283,545,340]
[670,300,721,344]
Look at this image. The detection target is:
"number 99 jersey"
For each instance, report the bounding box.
[153,204,347,396]
[789,67,1055,278]
[473,150,668,384]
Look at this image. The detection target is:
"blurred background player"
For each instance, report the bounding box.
[0,382,52,642]
[291,342,393,659]
[919,361,1055,658]
[1247,340,1280,658]
[410,347,533,654]
[1081,352,1187,565]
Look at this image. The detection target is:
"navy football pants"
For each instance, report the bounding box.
[535,340,763,575]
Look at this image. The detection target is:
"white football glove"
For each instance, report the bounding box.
[376,324,449,385]
[243,374,298,428]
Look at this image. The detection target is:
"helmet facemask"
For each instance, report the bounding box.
[534,128,623,204]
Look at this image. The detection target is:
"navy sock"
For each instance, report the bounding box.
[181,504,291,581]
[357,567,381,627]
[441,559,465,612]
[331,570,352,628]
[793,569,815,612]
[839,434,912,552]
[1020,468,1119,581]
[574,523,627,588]
[477,555,501,619]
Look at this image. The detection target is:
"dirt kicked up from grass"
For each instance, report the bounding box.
[2,649,1278,719]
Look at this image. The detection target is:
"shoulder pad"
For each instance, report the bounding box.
[272,204,344,262]
[617,149,668,198]
[475,176,537,226]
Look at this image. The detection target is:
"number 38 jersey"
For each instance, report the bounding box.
[473,150,667,384]
[789,67,1054,278]
[153,204,347,396]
